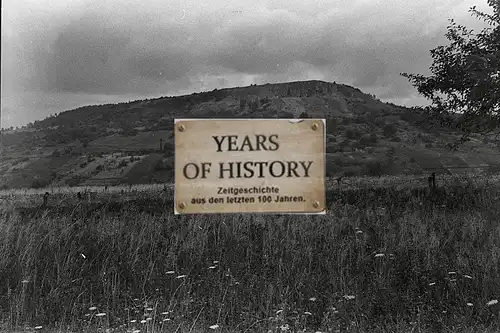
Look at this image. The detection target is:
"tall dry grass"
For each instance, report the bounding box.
[0,180,499,332]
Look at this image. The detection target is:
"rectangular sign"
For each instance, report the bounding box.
[174,119,325,214]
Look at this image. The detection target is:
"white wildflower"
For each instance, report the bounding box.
[487,299,498,306]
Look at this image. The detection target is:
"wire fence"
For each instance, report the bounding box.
[2,173,500,199]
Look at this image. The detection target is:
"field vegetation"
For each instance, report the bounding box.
[1,175,499,333]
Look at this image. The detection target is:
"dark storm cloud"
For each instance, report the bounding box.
[1,0,494,127]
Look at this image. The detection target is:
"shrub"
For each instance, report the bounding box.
[359,134,378,147]
[383,124,397,137]
[364,160,385,176]
[31,178,49,189]
[65,175,81,186]
[345,129,362,140]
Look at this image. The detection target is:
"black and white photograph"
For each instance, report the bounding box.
[1,0,499,331]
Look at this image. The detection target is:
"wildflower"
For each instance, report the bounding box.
[130,320,137,323]
[309,297,317,302]
[304,311,312,315]
[165,271,175,275]
[140,320,147,324]
[96,313,106,317]
[176,275,187,279]
[448,271,456,275]
[34,326,43,330]
[145,307,153,311]
[89,306,97,311]
[146,317,152,321]
[343,295,355,300]
[163,318,171,322]
[467,303,473,307]
[429,282,436,286]
[161,312,169,315]
[210,324,220,329]
[213,261,219,264]
[487,299,498,306]
[208,266,217,269]
[374,253,384,258]
[355,230,363,234]
[463,275,473,279]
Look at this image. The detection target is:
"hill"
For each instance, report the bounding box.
[1,79,500,189]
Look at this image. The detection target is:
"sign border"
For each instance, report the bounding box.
[173,118,327,215]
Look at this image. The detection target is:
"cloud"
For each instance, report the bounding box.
[1,0,494,127]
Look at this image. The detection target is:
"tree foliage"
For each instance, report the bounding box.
[401,0,500,149]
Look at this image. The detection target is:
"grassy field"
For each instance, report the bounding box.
[0,175,500,333]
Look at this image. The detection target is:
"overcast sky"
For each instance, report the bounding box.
[1,0,493,128]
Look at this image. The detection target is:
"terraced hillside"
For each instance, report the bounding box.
[1,80,500,189]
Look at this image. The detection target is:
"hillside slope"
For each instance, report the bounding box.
[1,80,500,189]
